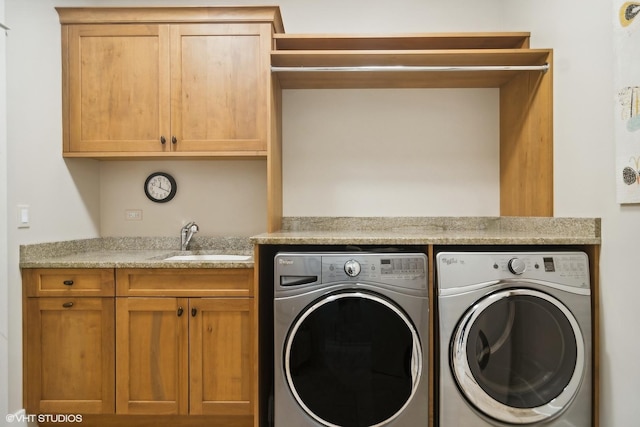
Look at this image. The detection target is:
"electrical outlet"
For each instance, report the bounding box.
[125,209,143,221]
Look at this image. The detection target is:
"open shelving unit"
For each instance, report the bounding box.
[266,32,553,230]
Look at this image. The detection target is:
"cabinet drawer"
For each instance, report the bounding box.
[24,269,115,297]
[116,268,254,297]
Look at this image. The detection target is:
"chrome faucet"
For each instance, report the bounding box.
[180,221,199,251]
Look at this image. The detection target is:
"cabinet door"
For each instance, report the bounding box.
[115,297,188,414]
[170,23,270,153]
[25,297,115,414]
[189,298,254,415]
[66,24,171,153]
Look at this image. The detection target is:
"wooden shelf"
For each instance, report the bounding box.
[274,32,532,50]
[271,33,550,89]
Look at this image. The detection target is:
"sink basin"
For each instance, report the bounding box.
[164,254,251,262]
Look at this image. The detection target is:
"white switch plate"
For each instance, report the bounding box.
[17,204,29,228]
[125,209,143,221]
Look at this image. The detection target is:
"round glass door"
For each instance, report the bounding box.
[284,290,422,427]
[451,288,585,424]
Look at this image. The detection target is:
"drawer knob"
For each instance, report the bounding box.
[177,307,184,317]
[62,302,74,308]
[63,280,74,286]
[191,307,197,317]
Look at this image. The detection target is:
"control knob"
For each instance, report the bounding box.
[508,258,526,275]
[344,260,361,277]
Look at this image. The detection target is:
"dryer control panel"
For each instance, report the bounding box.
[437,252,590,291]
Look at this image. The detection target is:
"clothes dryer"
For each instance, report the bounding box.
[274,252,429,427]
[436,252,592,426]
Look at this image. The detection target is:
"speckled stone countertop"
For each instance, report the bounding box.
[20,236,254,269]
[20,217,601,269]
[250,217,602,245]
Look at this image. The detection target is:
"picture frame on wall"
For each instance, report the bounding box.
[615,2,640,203]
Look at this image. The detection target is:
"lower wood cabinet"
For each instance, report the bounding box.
[23,267,256,425]
[115,296,254,415]
[23,269,116,414]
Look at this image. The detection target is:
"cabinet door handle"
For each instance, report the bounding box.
[160,136,166,144]
[177,306,184,317]
[62,302,74,308]
[63,280,74,286]
[191,307,197,317]
[171,136,177,144]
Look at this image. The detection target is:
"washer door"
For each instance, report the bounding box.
[451,288,585,424]
[284,290,422,427]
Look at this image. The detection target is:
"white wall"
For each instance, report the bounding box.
[0,0,8,422]
[4,0,636,426]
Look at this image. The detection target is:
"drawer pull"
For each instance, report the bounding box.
[63,280,74,286]
[172,136,177,144]
[177,307,184,317]
[191,307,197,317]
[62,302,74,308]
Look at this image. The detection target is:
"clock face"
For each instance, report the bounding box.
[144,172,177,203]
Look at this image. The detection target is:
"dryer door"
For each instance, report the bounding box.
[284,290,422,427]
[451,288,585,424]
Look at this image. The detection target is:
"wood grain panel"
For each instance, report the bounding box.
[170,23,267,152]
[25,297,115,414]
[500,51,553,216]
[116,268,254,297]
[274,32,531,50]
[116,297,189,415]
[67,24,170,153]
[190,298,254,415]
[24,268,114,297]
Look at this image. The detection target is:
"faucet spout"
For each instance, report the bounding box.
[180,221,199,251]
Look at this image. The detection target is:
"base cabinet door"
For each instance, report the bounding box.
[25,297,115,414]
[116,296,254,416]
[115,297,189,415]
[189,298,254,415]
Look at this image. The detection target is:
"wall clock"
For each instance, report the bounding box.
[144,172,177,203]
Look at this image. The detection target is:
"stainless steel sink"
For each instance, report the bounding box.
[163,254,251,261]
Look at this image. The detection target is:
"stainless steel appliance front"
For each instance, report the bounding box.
[436,251,592,426]
[274,252,429,427]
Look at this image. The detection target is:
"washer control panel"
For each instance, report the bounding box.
[437,252,590,290]
[275,252,427,292]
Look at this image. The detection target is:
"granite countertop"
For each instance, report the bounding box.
[19,236,255,269]
[20,217,601,269]
[251,216,602,245]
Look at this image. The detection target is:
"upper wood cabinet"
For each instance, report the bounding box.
[57,7,283,158]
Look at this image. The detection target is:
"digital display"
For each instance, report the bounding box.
[381,258,423,275]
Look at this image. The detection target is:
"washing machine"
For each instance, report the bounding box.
[274,252,429,427]
[436,251,592,426]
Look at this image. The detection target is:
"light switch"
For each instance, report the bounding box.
[17,204,29,228]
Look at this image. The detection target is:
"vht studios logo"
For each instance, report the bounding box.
[6,413,83,423]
